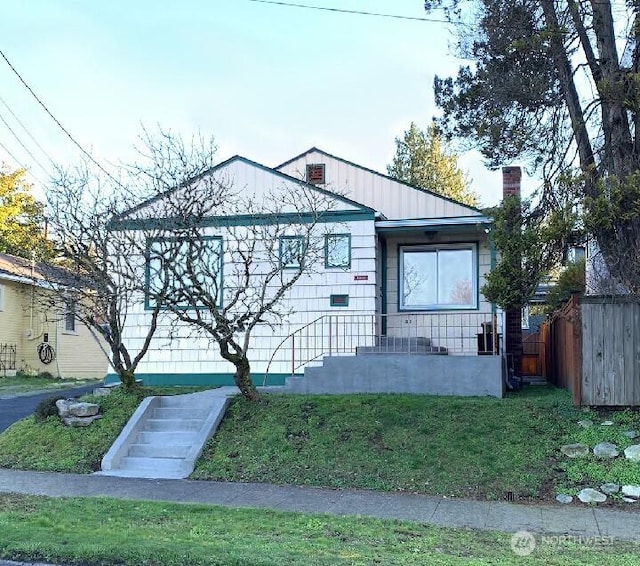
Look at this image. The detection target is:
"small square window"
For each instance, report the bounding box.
[306,163,325,185]
[65,298,76,332]
[280,236,305,269]
[325,234,351,269]
[330,294,349,307]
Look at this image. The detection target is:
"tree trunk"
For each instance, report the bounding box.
[232,356,260,402]
[119,368,137,392]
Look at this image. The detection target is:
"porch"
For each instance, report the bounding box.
[264,312,505,397]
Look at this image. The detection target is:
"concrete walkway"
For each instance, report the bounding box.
[1,468,640,542]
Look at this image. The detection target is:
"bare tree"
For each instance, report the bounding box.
[45,130,219,390]
[112,132,344,401]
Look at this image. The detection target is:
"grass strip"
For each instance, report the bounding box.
[0,493,638,566]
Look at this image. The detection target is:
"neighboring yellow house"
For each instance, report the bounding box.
[0,253,108,379]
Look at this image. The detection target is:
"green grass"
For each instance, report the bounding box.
[0,374,102,395]
[192,386,582,500]
[0,493,637,566]
[0,387,208,473]
[557,408,640,494]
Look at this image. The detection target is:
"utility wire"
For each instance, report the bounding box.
[0,109,51,176]
[0,48,122,186]
[0,138,46,185]
[0,93,57,165]
[246,0,451,23]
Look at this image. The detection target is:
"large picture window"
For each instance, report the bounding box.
[146,236,223,309]
[399,244,477,310]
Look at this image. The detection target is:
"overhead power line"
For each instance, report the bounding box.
[0,48,122,185]
[0,93,57,165]
[0,138,45,185]
[245,0,450,23]
[0,109,51,176]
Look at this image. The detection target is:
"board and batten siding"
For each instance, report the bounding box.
[277,149,482,220]
[123,218,377,379]
[581,297,640,406]
[0,278,108,379]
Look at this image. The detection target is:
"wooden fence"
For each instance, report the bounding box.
[581,296,640,406]
[546,295,582,405]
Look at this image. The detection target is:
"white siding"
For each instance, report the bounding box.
[122,218,377,378]
[277,150,481,220]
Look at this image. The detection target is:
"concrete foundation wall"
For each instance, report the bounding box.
[288,354,504,397]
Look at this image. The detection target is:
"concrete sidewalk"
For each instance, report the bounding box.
[1,468,639,542]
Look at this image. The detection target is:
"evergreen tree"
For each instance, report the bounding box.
[387,122,479,207]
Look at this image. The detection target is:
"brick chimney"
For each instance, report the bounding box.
[501,166,523,381]
[502,166,522,198]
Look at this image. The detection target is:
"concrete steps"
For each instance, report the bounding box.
[98,390,232,479]
[356,336,447,355]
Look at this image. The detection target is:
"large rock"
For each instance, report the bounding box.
[62,415,103,427]
[624,445,640,462]
[600,483,620,495]
[561,443,590,458]
[556,494,573,504]
[577,488,607,503]
[56,399,99,418]
[593,442,619,459]
[577,420,593,428]
[621,485,640,498]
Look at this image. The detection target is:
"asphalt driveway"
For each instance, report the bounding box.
[0,384,98,432]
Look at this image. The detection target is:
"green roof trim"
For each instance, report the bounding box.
[111,209,375,231]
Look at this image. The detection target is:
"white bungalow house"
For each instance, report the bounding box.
[108,148,504,396]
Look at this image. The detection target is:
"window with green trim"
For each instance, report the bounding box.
[146,236,223,309]
[325,234,351,269]
[399,243,477,311]
[279,236,305,269]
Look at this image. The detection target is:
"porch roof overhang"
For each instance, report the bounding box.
[374,215,492,235]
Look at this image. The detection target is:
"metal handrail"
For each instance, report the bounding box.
[263,312,500,385]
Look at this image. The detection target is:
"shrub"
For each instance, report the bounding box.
[33,395,67,423]
[37,371,55,380]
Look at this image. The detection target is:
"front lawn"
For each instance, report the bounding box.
[192,386,584,501]
[2,385,639,502]
[0,493,637,566]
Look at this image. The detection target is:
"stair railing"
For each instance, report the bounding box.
[263,312,501,385]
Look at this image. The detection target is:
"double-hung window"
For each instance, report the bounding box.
[325,234,351,269]
[64,298,77,332]
[279,236,305,269]
[399,244,477,310]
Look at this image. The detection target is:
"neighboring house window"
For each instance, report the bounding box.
[279,236,305,269]
[325,234,351,269]
[522,305,530,329]
[146,236,223,309]
[64,299,77,332]
[305,163,325,185]
[399,244,477,310]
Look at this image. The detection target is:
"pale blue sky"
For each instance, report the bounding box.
[0,1,522,206]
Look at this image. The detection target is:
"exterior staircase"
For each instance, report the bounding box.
[355,336,447,355]
[99,389,232,479]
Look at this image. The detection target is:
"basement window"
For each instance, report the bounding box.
[330,294,349,307]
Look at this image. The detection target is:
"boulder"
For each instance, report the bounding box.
[577,488,607,503]
[61,415,103,427]
[556,494,573,504]
[600,483,620,495]
[601,420,614,426]
[593,442,619,459]
[560,443,590,458]
[56,399,99,418]
[577,420,593,428]
[623,430,638,439]
[624,445,640,462]
[621,485,640,498]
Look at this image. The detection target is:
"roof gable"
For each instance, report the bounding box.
[276,147,484,220]
[118,155,375,223]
